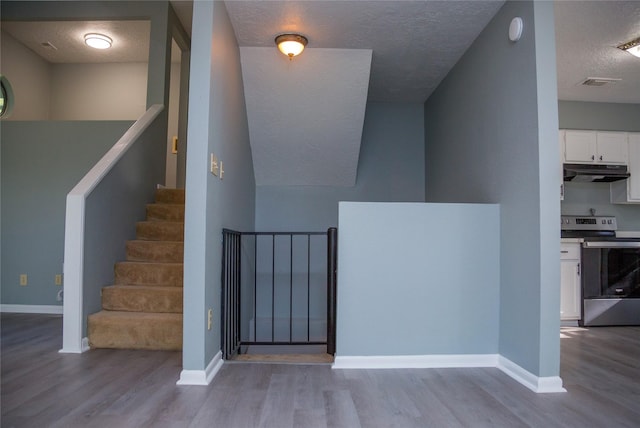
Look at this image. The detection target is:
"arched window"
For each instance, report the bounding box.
[0,75,15,119]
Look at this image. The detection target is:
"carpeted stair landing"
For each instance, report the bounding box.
[87,188,184,351]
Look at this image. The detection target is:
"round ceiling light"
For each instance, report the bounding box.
[84,33,112,49]
[275,34,308,60]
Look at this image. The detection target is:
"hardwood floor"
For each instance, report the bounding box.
[2,314,639,427]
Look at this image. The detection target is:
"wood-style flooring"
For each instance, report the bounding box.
[2,314,639,427]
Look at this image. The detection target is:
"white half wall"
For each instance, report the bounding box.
[336,202,500,356]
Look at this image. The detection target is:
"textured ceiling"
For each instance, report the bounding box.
[5,1,638,188]
[555,1,640,103]
[1,20,151,63]
[226,0,504,103]
[241,48,372,186]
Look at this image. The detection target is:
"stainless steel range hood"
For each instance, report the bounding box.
[563,163,630,183]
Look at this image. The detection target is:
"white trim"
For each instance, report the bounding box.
[177,351,223,386]
[332,354,499,369]
[0,304,63,314]
[497,356,566,393]
[60,337,90,354]
[61,105,164,354]
[332,354,566,394]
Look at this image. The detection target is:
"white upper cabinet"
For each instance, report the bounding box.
[562,130,628,164]
[611,133,640,204]
[596,132,629,164]
[564,130,596,162]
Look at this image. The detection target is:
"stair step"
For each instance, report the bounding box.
[115,262,183,287]
[146,203,185,221]
[136,221,184,241]
[102,285,183,313]
[155,188,185,204]
[126,240,184,263]
[88,311,182,350]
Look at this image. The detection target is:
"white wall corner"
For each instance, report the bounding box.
[332,354,500,370]
[497,356,566,393]
[176,351,223,386]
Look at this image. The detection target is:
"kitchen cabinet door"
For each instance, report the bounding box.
[560,243,581,321]
[597,132,628,164]
[611,133,640,203]
[564,130,596,163]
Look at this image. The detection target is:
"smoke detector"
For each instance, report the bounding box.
[580,77,621,87]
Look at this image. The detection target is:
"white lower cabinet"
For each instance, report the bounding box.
[560,242,581,321]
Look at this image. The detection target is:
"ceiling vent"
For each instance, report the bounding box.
[40,41,57,50]
[580,77,621,87]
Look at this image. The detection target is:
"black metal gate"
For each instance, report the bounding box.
[221,228,337,360]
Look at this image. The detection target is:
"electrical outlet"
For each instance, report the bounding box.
[207,309,213,330]
[220,161,224,180]
[20,274,27,286]
[55,274,62,285]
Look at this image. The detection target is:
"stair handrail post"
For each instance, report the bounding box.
[327,227,338,355]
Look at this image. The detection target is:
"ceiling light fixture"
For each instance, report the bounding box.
[275,34,308,60]
[617,36,640,58]
[84,33,112,49]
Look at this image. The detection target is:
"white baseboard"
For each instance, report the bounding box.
[497,356,566,393]
[1,304,63,314]
[59,337,90,354]
[332,354,499,369]
[177,351,223,386]
[332,353,566,394]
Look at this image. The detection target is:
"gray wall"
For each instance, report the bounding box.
[560,101,640,230]
[255,102,425,232]
[424,1,560,377]
[558,101,640,132]
[336,202,500,356]
[182,0,255,370]
[2,0,174,110]
[0,30,51,120]
[1,121,132,305]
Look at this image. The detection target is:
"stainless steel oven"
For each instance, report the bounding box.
[561,215,640,326]
[581,240,640,326]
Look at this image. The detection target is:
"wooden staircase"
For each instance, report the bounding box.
[87,188,184,351]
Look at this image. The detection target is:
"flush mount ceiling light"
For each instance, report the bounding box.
[84,33,112,49]
[275,34,308,60]
[617,36,640,58]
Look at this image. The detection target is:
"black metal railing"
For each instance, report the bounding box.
[221,229,242,360]
[221,228,337,360]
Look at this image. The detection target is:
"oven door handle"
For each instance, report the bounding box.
[582,241,640,248]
